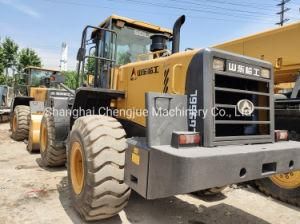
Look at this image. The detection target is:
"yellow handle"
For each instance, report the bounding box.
[171,64,182,94]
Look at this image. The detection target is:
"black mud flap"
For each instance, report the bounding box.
[70,87,125,127]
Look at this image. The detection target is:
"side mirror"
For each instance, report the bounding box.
[77,47,86,61]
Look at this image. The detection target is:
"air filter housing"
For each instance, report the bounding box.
[150,34,169,52]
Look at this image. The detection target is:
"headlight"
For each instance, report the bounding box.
[213,58,225,71]
[261,68,271,79]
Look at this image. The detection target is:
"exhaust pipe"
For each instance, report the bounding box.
[172,15,186,54]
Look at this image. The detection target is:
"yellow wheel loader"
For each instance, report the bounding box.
[10,66,70,153]
[214,22,300,206]
[40,14,300,221]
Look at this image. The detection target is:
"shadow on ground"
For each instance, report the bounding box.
[35,158,66,172]
[57,177,271,224]
[190,191,227,202]
[0,115,9,123]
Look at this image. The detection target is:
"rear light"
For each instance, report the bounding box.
[171,132,201,148]
[275,130,289,142]
[179,134,201,144]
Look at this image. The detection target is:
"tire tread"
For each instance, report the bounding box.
[68,115,130,221]
[40,112,66,167]
[11,105,30,141]
[255,179,300,207]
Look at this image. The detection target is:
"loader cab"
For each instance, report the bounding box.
[14,67,62,101]
[108,16,172,65]
[22,67,61,87]
[77,15,172,88]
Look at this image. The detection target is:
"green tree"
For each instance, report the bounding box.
[0,46,4,74]
[2,37,18,76]
[62,71,77,89]
[86,57,96,74]
[18,48,41,72]
[0,46,5,84]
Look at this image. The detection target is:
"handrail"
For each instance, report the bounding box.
[77,25,118,88]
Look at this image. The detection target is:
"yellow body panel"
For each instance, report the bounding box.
[213,21,300,85]
[28,114,43,151]
[115,50,197,126]
[30,87,47,102]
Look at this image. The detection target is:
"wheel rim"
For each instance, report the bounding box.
[12,114,17,133]
[40,122,47,152]
[270,171,300,189]
[70,141,85,195]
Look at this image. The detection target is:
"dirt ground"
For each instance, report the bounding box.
[0,122,299,224]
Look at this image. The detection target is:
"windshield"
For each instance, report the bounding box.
[30,69,60,86]
[112,25,171,65]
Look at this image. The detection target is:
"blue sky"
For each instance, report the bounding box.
[1,0,300,70]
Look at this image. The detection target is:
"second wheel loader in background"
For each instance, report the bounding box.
[37,14,300,221]
[214,22,300,206]
[10,66,72,153]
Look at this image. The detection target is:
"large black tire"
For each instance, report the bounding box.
[10,105,30,141]
[68,115,131,221]
[40,112,66,167]
[255,175,300,207]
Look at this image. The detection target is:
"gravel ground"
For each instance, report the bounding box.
[0,122,299,224]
